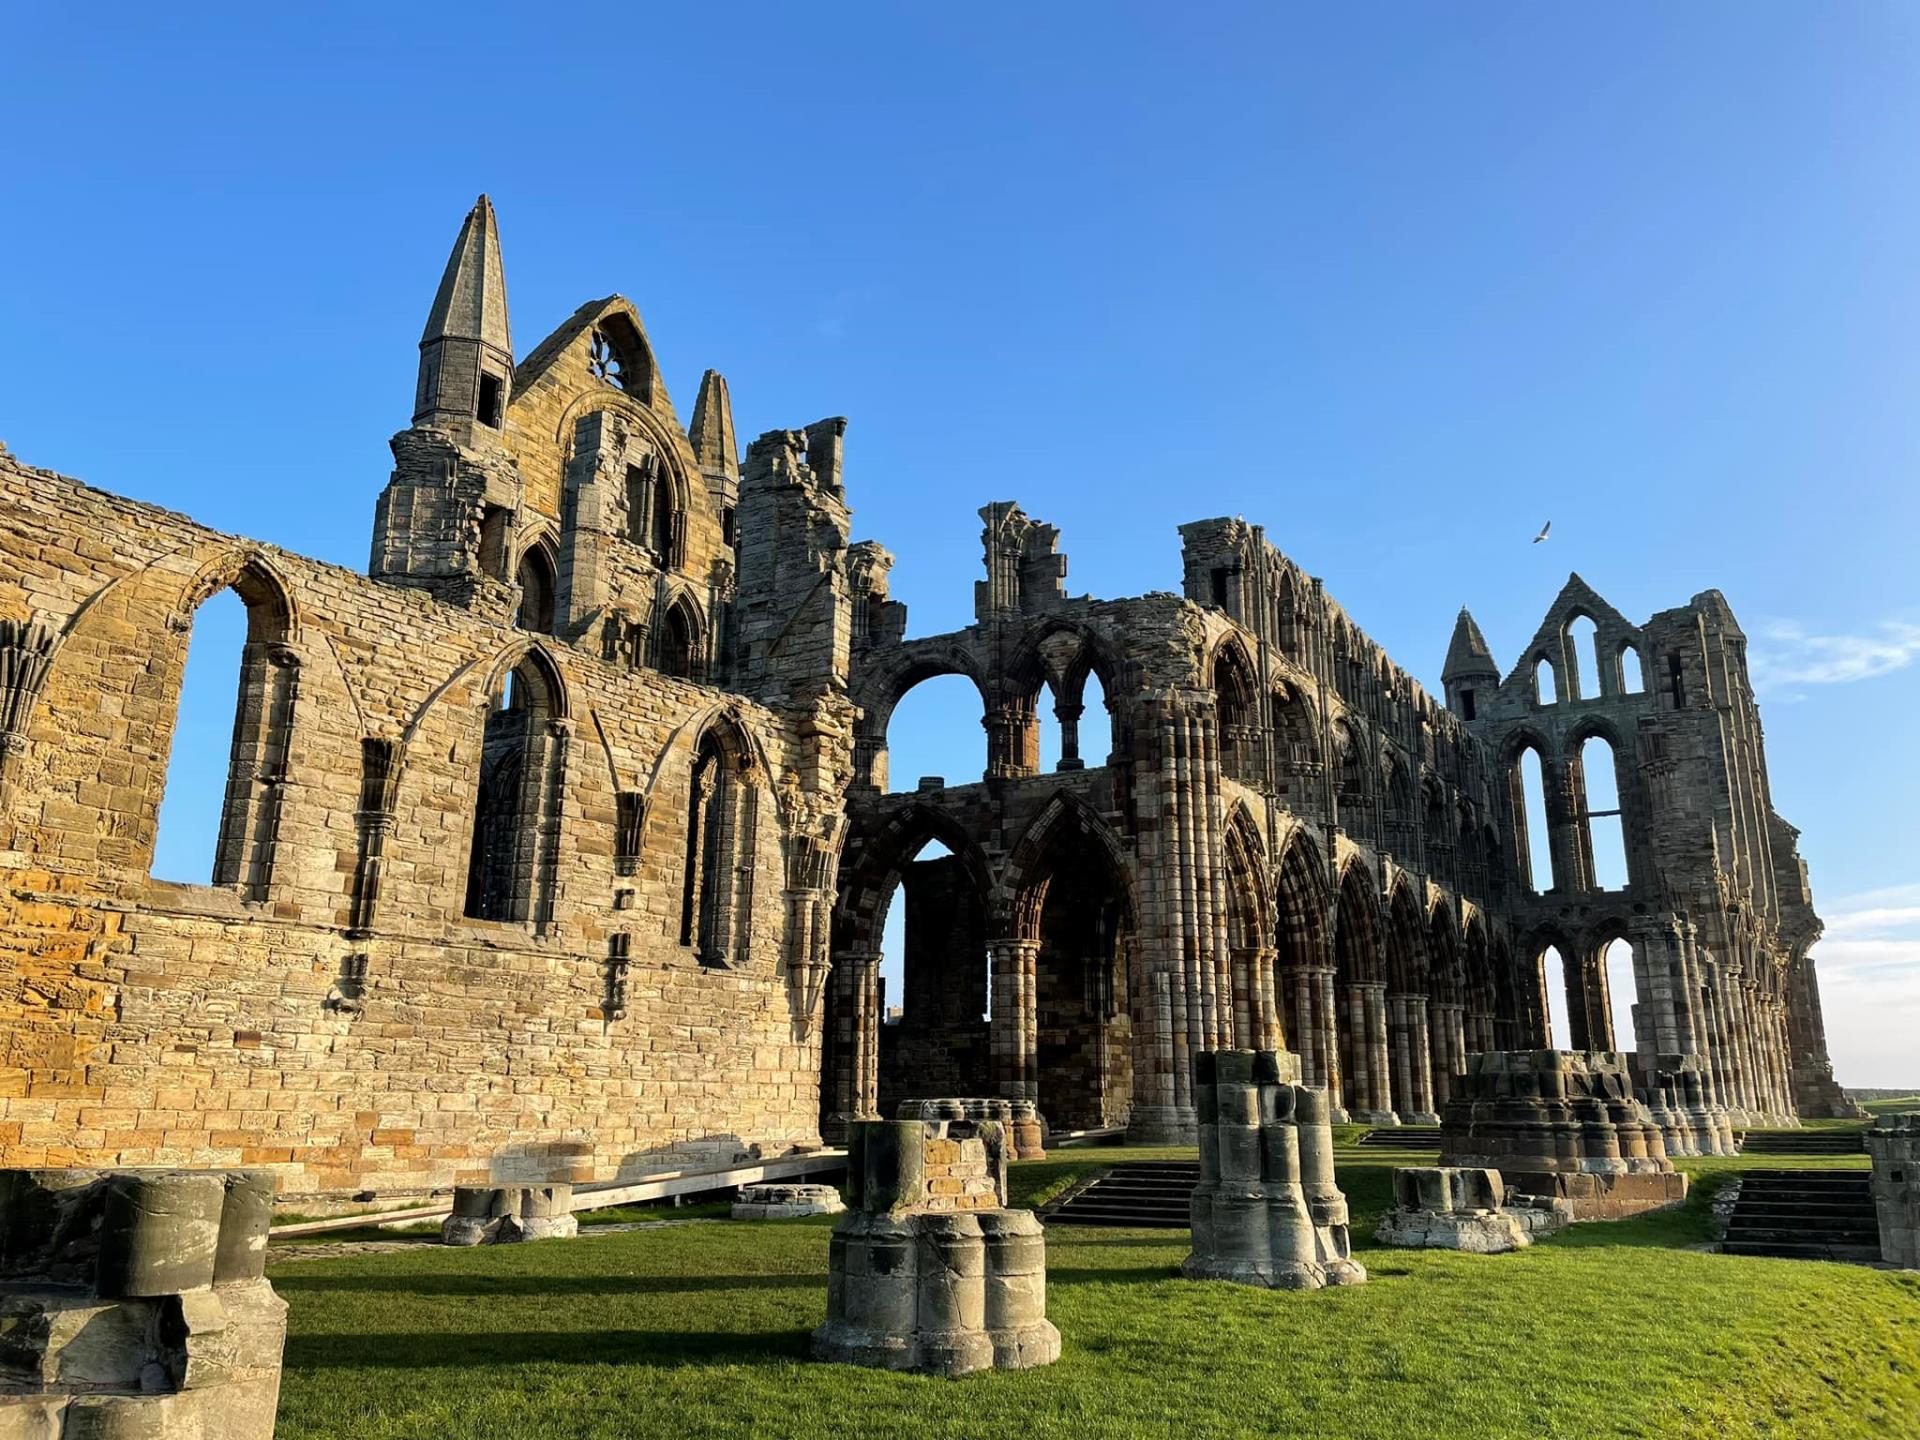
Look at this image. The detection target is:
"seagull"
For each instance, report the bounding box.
[1532,520,1552,544]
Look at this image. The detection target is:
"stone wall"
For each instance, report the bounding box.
[0,456,838,1198]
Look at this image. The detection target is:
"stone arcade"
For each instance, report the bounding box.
[0,197,1856,1209]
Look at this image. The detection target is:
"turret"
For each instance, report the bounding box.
[371,197,525,610]
[689,369,741,545]
[1442,608,1500,720]
[414,195,513,450]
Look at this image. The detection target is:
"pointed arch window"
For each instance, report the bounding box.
[515,540,557,635]
[651,466,681,567]
[1214,644,1260,786]
[657,597,704,681]
[1534,656,1558,705]
[464,654,569,925]
[153,564,299,902]
[1512,742,1553,893]
[1618,643,1645,694]
[680,726,759,967]
[1568,616,1601,700]
[1578,733,1629,890]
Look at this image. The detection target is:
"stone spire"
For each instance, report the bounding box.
[413,195,514,446]
[690,369,741,540]
[689,370,739,483]
[1442,608,1498,684]
[421,195,511,354]
[1442,608,1500,718]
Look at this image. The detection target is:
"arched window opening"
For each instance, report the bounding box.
[514,542,557,635]
[884,674,985,794]
[1568,616,1600,700]
[680,727,759,967]
[1077,670,1115,767]
[657,599,703,681]
[1541,945,1573,1050]
[1604,938,1638,1055]
[878,836,955,1023]
[1534,656,1557,705]
[153,580,298,900]
[1514,745,1553,893]
[1334,721,1370,828]
[1333,867,1387,1118]
[650,467,681,568]
[1214,644,1260,786]
[1618,643,1645,694]
[464,656,567,925]
[478,506,512,581]
[1580,735,1628,890]
[1035,681,1065,773]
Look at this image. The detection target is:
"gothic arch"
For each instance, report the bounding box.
[1333,857,1385,987]
[1000,789,1135,940]
[656,589,706,681]
[176,549,300,645]
[1384,878,1430,996]
[477,639,571,722]
[835,799,995,957]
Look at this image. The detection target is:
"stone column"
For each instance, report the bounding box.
[1388,992,1438,1123]
[1055,700,1084,771]
[1251,945,1282,1052]
[1285,965,1336,1096]
[824,949,882,1141]
[1543,757,1585,894]
[1429,1000,1466,1111]
[1786,951,1864,1118]
[990,939,1041,1105]
[1342,981,1394,1123]
[1127,693,1230,1142]
[983,699,1038,779]
[1567,946,1613,1052]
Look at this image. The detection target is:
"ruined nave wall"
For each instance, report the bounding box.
[0,454,837,1199]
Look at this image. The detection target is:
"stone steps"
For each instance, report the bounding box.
[1354,1126,1443,1149]
[1043,1162,1198,1229]
[1722,1170,1880,1262]
[1737,1129,1867,1155]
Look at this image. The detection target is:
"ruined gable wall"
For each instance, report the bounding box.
[0,454,835,1199]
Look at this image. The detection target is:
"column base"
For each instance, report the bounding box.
[1347,1110,1397,1126]
[1126,1106,1197,1145]
[1397,1112,1442,1126]
[822,1111,879,1145]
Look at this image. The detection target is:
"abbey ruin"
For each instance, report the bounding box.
[0,198,1858,1204]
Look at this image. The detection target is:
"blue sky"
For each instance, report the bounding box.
[3,3,1915,1083]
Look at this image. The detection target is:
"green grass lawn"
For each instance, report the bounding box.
[269,1144,1918,1440]
[1863,1095,1920,1118]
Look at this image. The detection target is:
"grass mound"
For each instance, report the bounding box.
[269,1146,1918,1440]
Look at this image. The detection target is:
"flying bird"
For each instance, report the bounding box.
[1532,520,1552,544]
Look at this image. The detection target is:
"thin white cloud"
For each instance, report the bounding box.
[1810,883,1920,1089]
[1750,619,1920,693]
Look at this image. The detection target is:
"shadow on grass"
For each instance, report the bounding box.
[274,1271,819,1298]
[287,1328,812,1370]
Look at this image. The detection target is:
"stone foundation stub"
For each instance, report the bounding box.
[1181,1048,1368,1291]
[1439,1050,1687,1221]
[731,1183,846,1219]
[1865,1115,1920,1269]
[898,1097,1046,1160]
[442,1183,579,1246]
[1373,1165,1563,1253]
[0,1167,286,1440]
[812,1119,1059,1376]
